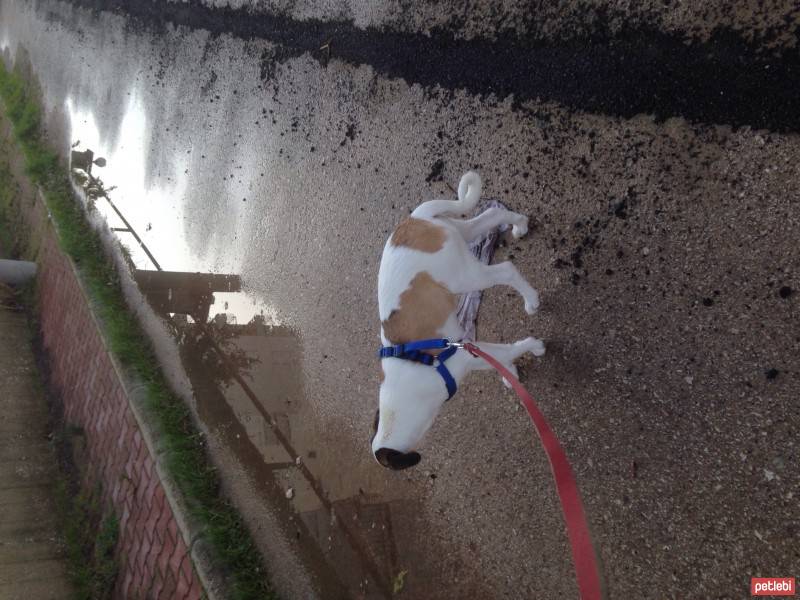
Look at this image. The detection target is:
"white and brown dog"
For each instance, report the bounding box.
[373,171,545,470]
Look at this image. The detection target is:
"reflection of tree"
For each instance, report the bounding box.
[170,312,396,597]
[135,269,257,387]
[169,314,261,388]
[173,316,352,598]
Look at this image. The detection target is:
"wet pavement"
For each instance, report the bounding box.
[1,0,798,598]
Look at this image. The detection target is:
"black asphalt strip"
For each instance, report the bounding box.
[54,0,800,132]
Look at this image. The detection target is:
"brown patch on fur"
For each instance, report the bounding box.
[379,365,385,383]
[390,218,446,253]
[382,272,456,348]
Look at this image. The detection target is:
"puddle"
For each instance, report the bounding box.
[65,104,434,600]
[69,157,414,596]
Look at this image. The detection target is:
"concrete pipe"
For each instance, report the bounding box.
[0,259,37,285]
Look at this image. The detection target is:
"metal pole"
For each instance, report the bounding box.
[0,259,37,285]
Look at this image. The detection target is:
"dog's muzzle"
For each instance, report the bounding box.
[374,447,422,470]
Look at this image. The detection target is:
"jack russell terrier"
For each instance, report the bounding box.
[373,171,545,470]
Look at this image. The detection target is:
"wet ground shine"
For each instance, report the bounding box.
[2,0,798,598]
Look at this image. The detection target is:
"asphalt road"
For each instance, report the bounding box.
[1,0,798,598]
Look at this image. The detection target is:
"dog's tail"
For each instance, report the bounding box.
[412,171,482,219]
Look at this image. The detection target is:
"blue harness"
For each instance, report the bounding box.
[378,338,460,400]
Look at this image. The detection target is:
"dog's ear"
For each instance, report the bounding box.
[375,447,421,470]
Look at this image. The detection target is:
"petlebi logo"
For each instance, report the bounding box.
[751,578,795,596]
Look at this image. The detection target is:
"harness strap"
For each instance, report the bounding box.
[434,345,458,399]
[378,338,449,358]
[378,338,459,400]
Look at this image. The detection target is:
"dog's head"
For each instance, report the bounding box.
[371,372,445,470]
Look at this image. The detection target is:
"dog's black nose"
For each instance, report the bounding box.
[375,447,421,470]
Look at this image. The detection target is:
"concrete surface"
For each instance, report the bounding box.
[0,283,72,599]
[0,1,797,598]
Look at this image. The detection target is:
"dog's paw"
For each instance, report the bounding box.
[524,291,540,315]
[512,217,529,239]
[529,338,546,357]
[518,336,545,357]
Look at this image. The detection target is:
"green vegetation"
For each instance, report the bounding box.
[0,61,275,599]
[0,157,12,251]
[53,445,119,599]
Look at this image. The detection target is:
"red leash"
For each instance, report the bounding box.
[463,342,603,600]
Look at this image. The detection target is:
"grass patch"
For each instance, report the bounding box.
[0,156,13,253]
[52,428,119,600]
[0,61,275,599]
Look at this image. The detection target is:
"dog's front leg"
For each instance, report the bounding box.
[460,337,545,388]
[452,261,540,314]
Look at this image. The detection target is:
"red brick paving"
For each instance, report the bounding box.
[27,202,205,599]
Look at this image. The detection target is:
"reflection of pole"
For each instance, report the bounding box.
[73,155,161,271]
[198,323,393,599]
[101,191,162,271]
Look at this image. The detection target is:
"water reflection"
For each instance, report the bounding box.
[66,145,404,596]
[134,272,402,598]
[65,94,192,273]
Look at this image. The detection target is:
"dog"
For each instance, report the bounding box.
[372,171,546,470]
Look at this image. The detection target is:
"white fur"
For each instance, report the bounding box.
[374,172,545,461]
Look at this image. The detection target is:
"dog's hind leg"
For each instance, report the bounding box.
[446,206,529,242]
